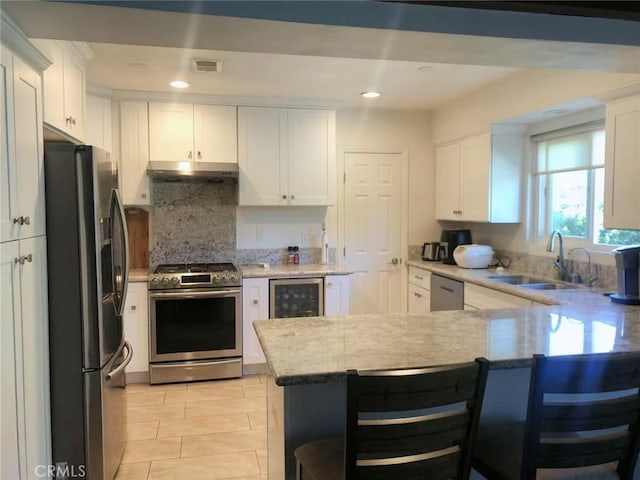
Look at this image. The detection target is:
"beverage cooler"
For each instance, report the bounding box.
[269,278,324,318]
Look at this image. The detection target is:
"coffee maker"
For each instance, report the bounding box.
[440,229,472,265]
[610,246,640,305]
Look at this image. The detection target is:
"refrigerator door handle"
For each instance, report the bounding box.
[106,341,133,381]
[109,188,130,317]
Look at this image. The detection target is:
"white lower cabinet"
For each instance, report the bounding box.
[123,281,149,374]
[1,237,51,480]
[407,266,431,314]
[324,275,350,316]
[242,277,269,365]
[464,283,533,310]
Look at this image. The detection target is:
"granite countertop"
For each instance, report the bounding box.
[254,302,640,386]
[240,263,352,278]
[406,259,611,306]
[129,268,149,282]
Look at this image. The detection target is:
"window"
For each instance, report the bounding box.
[534,127,640,246]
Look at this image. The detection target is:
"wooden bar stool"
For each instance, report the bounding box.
[473,352,640,480]
[294,358,489,480]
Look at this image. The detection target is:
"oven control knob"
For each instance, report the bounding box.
[221,274,229,282]
[161,277,170,286]
[171,277,180,286]
[212,274,221,283]
[150,277,160,287]
[231,274,240,282]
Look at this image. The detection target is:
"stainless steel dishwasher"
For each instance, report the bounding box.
[430,274,464,311]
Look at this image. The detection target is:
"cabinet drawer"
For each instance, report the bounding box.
[464,283,532,309]
[408,283,430,314]
[408,266,431,290]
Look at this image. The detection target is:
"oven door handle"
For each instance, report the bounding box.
[149,289,241,300]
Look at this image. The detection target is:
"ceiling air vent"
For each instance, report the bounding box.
[192,59,222,73]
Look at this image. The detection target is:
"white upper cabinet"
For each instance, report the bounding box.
[148,102,237,164]
[238,106,336,206]
[1,48,45,243]
[86,93,112,152]
[120,101,150,206]
[604,95,640,230]
[435,130,524,223]
[31,39,87,141]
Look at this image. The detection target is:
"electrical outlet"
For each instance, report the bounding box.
[256,227,263,241]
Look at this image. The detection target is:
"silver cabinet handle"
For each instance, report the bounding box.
[440,286,454,293]
[197,151,202,159]
[130,305,137,311]
[12,216,30,225]
[282,194,287,199]
[388,258,399,265]
[71,117,76,126]
[252,299,259,305]
[66,116,72,126]
[23,216,30,225]
[188,151,193,159]
[414,292,423,298]
[14,254,33,265]
[414,275,423,280]
[141,193,147,199]
[290,194,295,200]
[327,282,333,287]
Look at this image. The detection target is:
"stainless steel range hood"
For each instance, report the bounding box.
[147,161,238,179]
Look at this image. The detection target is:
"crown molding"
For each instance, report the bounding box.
[1,11,51,72]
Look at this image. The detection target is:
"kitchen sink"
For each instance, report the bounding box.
[486,275,549,285]
[519,283,576,290]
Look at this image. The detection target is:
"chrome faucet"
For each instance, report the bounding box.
[546,230,567,280]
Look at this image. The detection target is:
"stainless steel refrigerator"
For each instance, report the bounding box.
[44,143,132,480]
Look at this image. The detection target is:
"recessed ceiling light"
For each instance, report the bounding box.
[361,91,381,98]
[170,80,189,89]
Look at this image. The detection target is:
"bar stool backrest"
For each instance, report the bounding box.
[345,357,489,480]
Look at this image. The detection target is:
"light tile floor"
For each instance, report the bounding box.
[116,375,267,480]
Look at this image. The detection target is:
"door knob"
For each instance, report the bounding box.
[388,258,399,265]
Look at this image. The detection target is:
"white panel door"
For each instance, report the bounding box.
[120,101,150,205]
[288,109,335,206]
[13,56,45,239]
[238,107,288,206]
[194,104,237,164]
[344,152,403,315]
[0,47,18,243]
[1,241,24,480]
[242,277,269,365]
[17,236,51,480]
[459,133,491,222]
[148,103,194,162]
[435,143,460,221]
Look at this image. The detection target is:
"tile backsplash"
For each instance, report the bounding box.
[149,180,335,268]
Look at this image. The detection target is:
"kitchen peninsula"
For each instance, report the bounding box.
[255,302,640,480]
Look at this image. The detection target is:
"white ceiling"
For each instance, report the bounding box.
[4,1,640,110]
[86,43,518,110]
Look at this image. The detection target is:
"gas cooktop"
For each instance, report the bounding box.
[149,263,241,289]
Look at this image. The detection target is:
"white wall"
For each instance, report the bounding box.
[236,108,438,257]
[431,69,639,144]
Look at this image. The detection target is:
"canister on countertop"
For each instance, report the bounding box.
[287,246,295,265]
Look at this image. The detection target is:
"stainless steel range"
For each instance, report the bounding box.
[148,263,242,384]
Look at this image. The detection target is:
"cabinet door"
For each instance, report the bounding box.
[242,278,269,365]
[435,142,460,220]
[0,48,18,243]
[604,95,640,230]
[63,48,85,140]
[324,275,350,316]
[408,283,430,314]
[238,107,288,206]
[17,236,51,479]
[86,94,112,152]
[13,56,45,239]
[120,101,150,205]
[459,133,491,222]
[1,241,24,480]
[123,282,149,373]
[33,39,66,133]
[288,109,336,206]
[193,104,237,164]
[408,266,431,290]
[148,103,194,162]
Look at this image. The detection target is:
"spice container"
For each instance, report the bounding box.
[293,246,299,265]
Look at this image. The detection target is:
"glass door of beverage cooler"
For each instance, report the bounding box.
[269,278,324,318]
